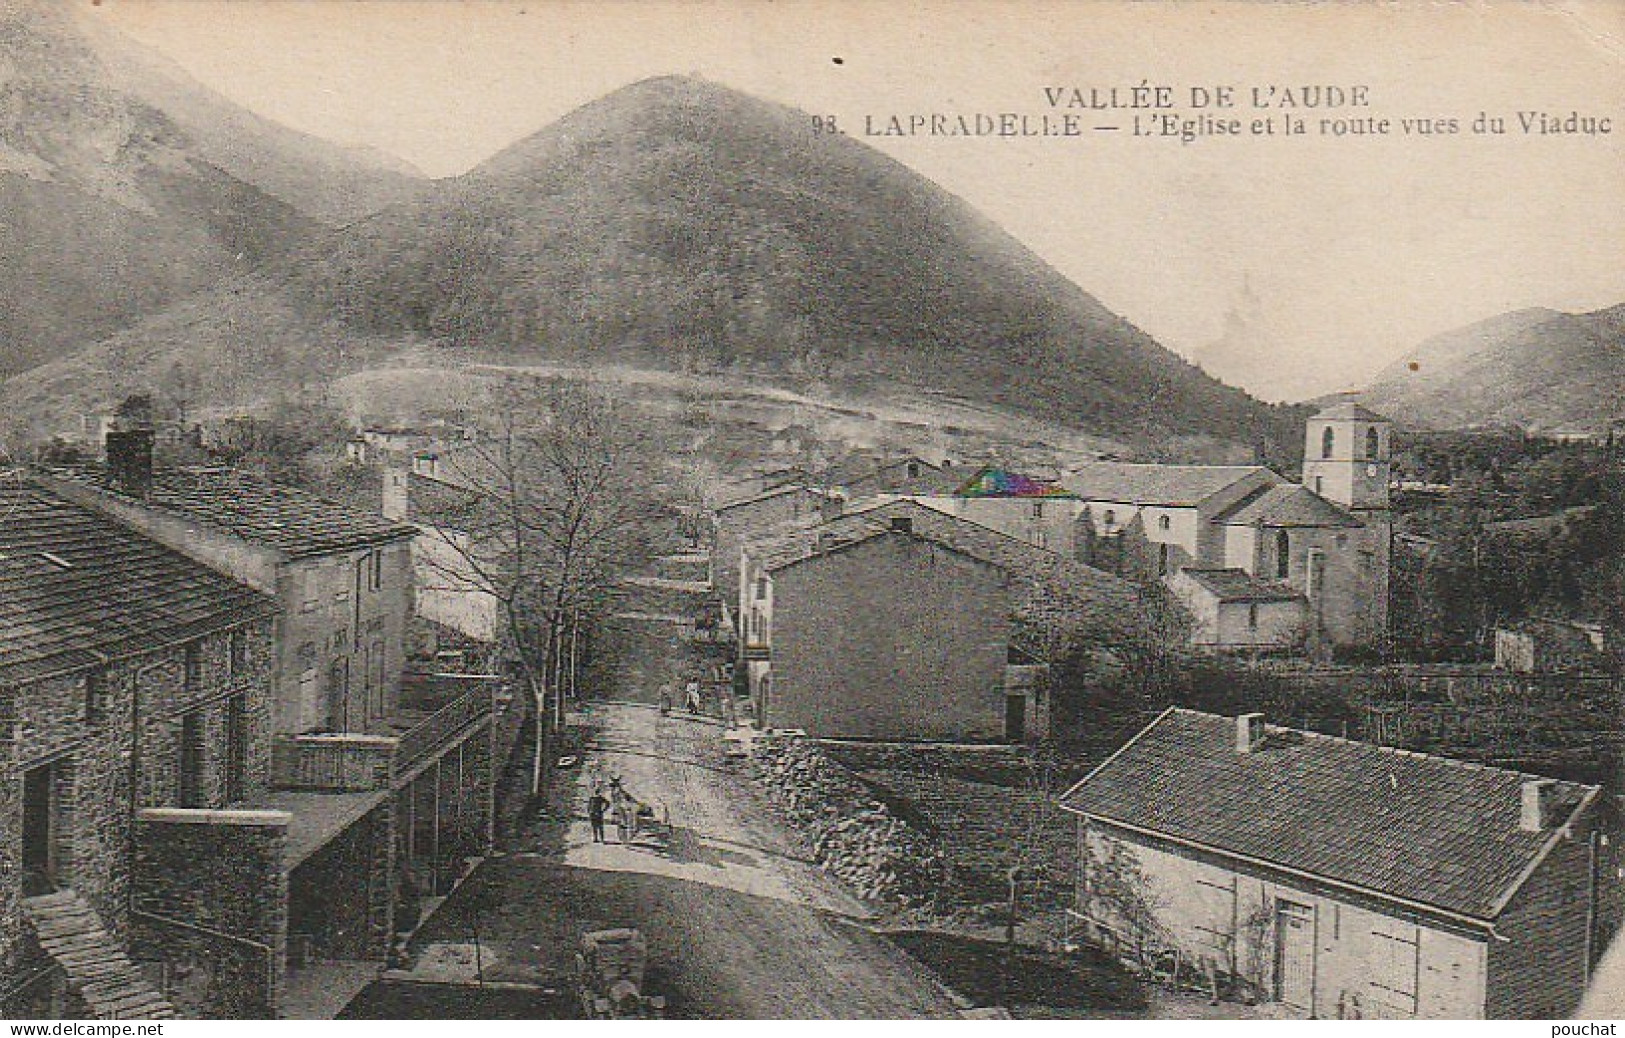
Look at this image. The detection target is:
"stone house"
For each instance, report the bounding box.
[0,479,278,1019]
[903,464,1088,556]
[711,483,841,609]
[32,442,513,1017]
[1494,618,1615,674]
[42,435,418,736]
[1060,708,1618,1019]
[737,499,1143,742]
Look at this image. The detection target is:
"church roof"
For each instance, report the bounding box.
[1214,484,1363,528]
[1312,401,1388,422]
[1063,463,1278,507]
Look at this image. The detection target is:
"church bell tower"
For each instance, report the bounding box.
[1303,402,1390,513]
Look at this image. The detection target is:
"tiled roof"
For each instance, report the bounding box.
[1063,463,1281,507]
[714,483,835,513]
[744,498,1146,655]
[1313,401,1388,422]
[1175,568,1304,604]
[0,481,278,686]
[1213,484,1362,528]
[1059,709,1597,921]
[47,466,416,559]
[953,465,1078,499]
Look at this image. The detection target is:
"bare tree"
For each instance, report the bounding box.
[415,376,666,797]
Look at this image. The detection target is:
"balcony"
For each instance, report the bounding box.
[271,675,501,791]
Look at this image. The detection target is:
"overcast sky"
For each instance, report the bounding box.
[83,0,1625,403]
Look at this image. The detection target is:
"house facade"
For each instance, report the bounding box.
[737,499,1142,742]
[28,443,512,1018]
[711,484,840,609]
[1060,709,1615,1019]
[0,480,280,1019]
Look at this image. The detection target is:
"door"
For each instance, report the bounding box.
[1275,899,1316,1011]
[1005,692,1027,743]
[21,763,60,896]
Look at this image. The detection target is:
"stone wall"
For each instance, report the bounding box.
[747,737,946,906]
[288,804,393,962]
[131,809,288,1019]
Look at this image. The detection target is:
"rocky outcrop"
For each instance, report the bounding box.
[747,736,947,906]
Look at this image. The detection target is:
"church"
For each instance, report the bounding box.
[902,403,1393,653]
[1067,402,1392,651]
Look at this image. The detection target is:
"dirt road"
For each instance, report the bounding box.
[405,703,964,1018]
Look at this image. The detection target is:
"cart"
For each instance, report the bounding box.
[576,928,666,1018]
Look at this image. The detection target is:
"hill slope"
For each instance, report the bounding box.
[293,76,1293,446]
[5,74,1297,454]
[1363,304,1625,430]
[76,8,425,224]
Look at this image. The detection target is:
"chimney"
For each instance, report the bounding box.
[889,515,914,535]
[1520,778,1560,832]
[1235,712,1265,753]
[382,467,409,521]
[105,430,154,499]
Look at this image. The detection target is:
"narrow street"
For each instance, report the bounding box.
[393,702,965,1018]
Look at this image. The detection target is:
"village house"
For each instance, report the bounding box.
[1060,708,1618,1019]
[736,499,1144,742]
[42,432,418,736]
[710,483,842,608]
[31,437,512,1017]
[902,464,1088,555]
[381,458,502,649]
[0,479,279,1020]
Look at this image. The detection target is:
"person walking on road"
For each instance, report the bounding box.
[588,787,609,843]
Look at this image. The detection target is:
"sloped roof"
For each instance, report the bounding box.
[1063,463,1280,507]
[1213,484,1363,528]
[1060,709,1597,922]
[744,498,1146,656]
[954,465,1078,499]
[0,481,278,686]
[713,483,834,513]
[46,466,417,559]
[1175,568,1304,604]
[1313,401,1388,422]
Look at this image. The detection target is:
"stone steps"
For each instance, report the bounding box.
[22,892,177,1020]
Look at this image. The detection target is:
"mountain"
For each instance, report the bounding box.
[1362,305,1625,431]
[4,74,1297,455]
[290,76,1293,446]
[76,9,425,224]
[0,2,423,377]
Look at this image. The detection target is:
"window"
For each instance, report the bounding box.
[229,629,248,677]
[755,575,769,601]
[369,550,383,592]
[1032,501,1045,520]
[1157,514,1171,531]
[1321,426,1335,459]
[84,669,108,723]
[1103,509,1117,531]
[906,461,920,478]
[1248,603,1259,629]
[225,695,248,803]
[1276,530,1291,579]
[1313,476,1324,495]
[178,710,205,808]
[1369,923,1420,1015]
[1365,426,1380,459]
[184,642,203,691]
[1157,543,1169,576]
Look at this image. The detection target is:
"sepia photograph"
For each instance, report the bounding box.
[0,0,1622,1024]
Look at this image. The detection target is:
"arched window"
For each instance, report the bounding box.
[1158,514,1171,531]
[1276,530,1291,579]
[1103,509,1117,531]
[1365,426,1380,460]
[1321,426,1335,459]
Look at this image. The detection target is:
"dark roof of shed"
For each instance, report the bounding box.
[1176,568,1304,604]
[0,481,278,685]
[1059,709,1596,921]
[47,465,416,559]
